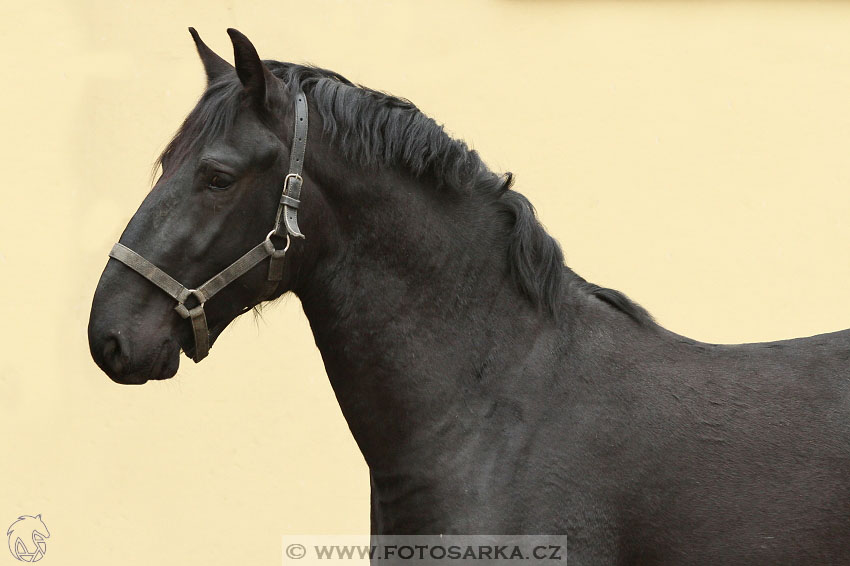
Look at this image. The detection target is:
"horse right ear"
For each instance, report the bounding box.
[227,28,274,109]
[188,27,233,84]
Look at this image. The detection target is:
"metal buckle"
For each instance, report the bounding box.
[284,173,303,193]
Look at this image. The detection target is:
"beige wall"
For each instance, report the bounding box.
[3,1,850,564]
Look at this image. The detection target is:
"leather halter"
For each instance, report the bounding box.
[108,91,309,362]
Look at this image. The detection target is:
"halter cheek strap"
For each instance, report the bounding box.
[108,90,309,363]
[279,91,308,239]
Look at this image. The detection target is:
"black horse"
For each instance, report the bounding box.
[88,29,850,564]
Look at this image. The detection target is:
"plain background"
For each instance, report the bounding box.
[3,1,850,564]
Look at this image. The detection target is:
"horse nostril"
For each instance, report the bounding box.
[102,333,130,376]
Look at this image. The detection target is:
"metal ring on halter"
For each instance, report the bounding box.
[188,288,207,306]
[175,288,208,319]
[264,230,291,256]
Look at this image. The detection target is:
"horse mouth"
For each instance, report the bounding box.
[146,340,181,382]
[107,340,180,385]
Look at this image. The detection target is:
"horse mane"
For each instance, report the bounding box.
[156,61,652,324]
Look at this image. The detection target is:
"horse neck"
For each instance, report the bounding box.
[293,162,565,476]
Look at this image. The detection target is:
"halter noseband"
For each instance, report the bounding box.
[108,91,309,362]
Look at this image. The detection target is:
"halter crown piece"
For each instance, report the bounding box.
[107,91,309,362]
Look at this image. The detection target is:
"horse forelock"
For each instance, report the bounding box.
[154,74,244,178]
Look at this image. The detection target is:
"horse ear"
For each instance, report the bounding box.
[227,28,273,106]
[188,28,233,83]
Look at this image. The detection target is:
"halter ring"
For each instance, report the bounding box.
[264,230,291,255]
[174,288,208,319]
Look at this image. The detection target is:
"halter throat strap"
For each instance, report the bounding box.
[108,90,309,362]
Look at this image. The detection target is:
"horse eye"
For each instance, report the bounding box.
[207,173,234,191]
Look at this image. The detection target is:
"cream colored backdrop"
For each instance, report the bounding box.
[2,1,850,564]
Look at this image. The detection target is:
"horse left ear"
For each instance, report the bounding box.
[227,28,273,107]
